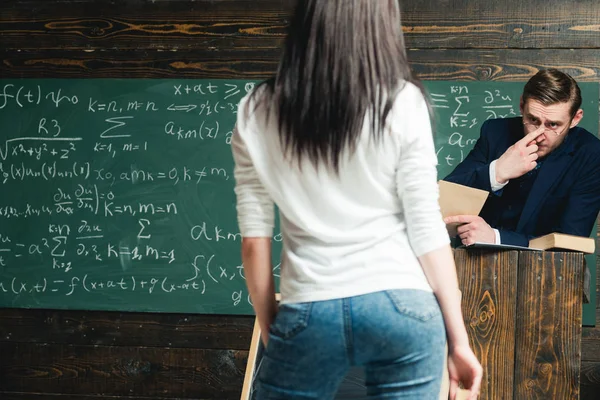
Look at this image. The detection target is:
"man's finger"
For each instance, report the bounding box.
[525,143,539,154]
[457,224,474,235]
[521,125,545,145]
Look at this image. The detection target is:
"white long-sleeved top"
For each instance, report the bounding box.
[231,82,450,304]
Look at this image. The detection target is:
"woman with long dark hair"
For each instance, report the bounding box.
[232,1,482,399]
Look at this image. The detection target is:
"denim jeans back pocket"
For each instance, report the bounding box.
[385,289,441,322]
[269,302,313,340]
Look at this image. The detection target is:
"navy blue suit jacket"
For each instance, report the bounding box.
[444,117,600,246]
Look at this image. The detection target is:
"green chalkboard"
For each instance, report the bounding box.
[0,79,597,321]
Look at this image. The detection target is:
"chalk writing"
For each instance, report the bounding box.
[433,86,522,169]
[0,78,267,314]
[2,79,591,315]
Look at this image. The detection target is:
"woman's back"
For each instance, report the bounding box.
[232,2,482,398]
[233,82,449,304]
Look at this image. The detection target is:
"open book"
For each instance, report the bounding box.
[438,180,489,237]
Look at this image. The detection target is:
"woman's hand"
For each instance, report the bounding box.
[447,344,483,400]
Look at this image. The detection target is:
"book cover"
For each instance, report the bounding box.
[528,232,595,254]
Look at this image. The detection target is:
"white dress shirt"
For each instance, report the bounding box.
[489,160,509,243]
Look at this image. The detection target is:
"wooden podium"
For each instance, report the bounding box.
[454,248,585,400]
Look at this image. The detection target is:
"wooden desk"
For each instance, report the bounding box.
[454,249,584,400]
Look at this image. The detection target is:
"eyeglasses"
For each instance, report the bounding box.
[522,117,572,136]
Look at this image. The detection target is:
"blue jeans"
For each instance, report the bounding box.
[256,289,446,399]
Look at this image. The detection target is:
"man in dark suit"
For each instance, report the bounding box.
[443,69,600,247]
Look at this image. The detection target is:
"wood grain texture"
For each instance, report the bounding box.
[2,0,600,50]
[0,342,248,399]
[407,49,600,82]
[453,249,518,400]
[0,308,254,349]
[0,49,282,79]
[401,0,600,49]
[0,0,292,51]
[580,361,600,400]
[514,252,584,400]
[582,327,600,362]
[3,49,600,80]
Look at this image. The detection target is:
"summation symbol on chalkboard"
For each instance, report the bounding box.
[100,116,133,139]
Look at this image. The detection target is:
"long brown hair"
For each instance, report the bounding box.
[250,0,426,172]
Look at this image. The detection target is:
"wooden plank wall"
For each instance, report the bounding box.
[0,0,599,398]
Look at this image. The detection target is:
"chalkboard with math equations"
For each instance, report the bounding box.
[0,79,597,315]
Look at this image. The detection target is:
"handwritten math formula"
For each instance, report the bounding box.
[430,85,518,176]
[1,79,581,314]
[0,79,269,314]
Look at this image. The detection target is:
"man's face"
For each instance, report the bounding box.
[520,99,583,158]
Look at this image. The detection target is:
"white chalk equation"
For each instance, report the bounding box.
[433,86,519,169]
[0,219,178,273]
[190,221,283,243]
[0,163,232,185]
[0,79,267,312]
[0,275,203,296]
[0,161,90,184]
[93,165,232,185]
[0,273,256,308]
[0,137,82,162]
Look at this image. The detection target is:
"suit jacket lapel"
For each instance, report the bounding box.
[517,133,576,231]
